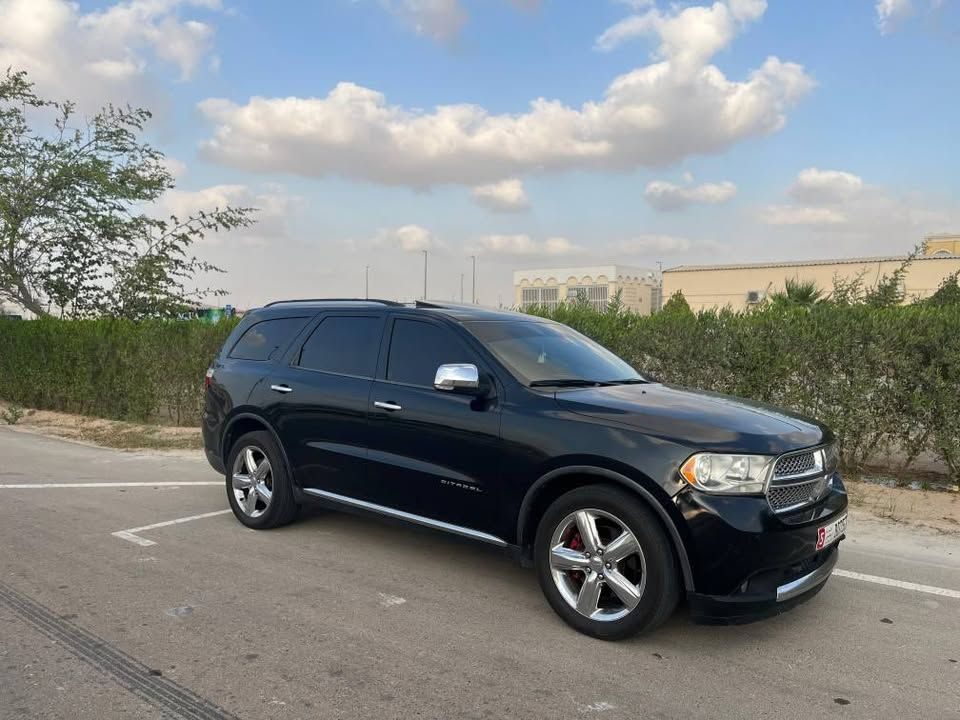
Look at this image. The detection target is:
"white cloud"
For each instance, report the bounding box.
[199,0,811,190]
[613,235,695,254]
[161,184,296,242]
[471,179,531,213]
[788,168,864,205]
[373,224,440,252]
[876,0,914,33]
[469,234,584,258]
[595,0,767,69]
[760,205,848,226]
[0,0,222,107]
[644,178,737,211]
[612,234,726,259]
[382,0,467,43]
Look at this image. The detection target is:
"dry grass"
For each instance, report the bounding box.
[0,402,201,451]
[845,478,960,534]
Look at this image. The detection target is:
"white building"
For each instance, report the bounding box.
[513,265,660,315]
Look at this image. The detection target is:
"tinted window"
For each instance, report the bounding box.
[387,319,474,387]
[297,316,382,377]
[465,320,641,385]
[229,317,308,361]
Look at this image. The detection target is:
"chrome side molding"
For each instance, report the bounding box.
[303,487,508,547]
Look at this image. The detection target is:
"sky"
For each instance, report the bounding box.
[1,0,959,308]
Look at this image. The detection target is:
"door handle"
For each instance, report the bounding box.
[270,384,293,394]
[374,400,402,412]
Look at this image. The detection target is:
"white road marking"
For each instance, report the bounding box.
[111,509,232,546]
[377,592,407,608]
[580,701,617,713]
[0,482,221,489]
[834,569,960,599]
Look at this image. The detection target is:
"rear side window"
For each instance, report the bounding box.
[229,317,308,361]
[386,319,475,387]
[297,316,383,377]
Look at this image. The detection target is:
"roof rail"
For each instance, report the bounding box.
[264,298,405,307]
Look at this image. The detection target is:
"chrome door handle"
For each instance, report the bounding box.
[270,384,293,394]
[374,401,402,412]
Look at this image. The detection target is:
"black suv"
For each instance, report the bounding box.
[203,299,847,639]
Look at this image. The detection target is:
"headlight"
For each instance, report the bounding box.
[823,442,840,472]
[679,453,774,495]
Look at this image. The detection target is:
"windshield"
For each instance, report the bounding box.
[465,320,643,386]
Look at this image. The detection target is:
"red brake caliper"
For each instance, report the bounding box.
[568,532,584,583]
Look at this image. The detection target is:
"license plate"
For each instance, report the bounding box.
[816,513,847,550]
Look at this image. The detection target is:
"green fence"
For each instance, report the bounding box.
[1,307,958,483]
[528,303,960,483]
[0,317,237,426]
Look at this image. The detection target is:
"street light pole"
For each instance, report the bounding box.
[470,255,477,304]
[460,273,464,303]
[365,265,369,299]
[422,250,428,300]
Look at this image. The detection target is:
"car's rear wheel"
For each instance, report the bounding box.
[226,431,298,529]
[534,484,680,640]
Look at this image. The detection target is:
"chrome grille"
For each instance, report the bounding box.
[767,477,828,513]
[774,451,817,478]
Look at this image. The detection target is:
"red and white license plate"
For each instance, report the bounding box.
[816,513,847,550]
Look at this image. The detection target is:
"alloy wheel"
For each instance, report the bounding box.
[231,446,274,518]
[548,508,647,622]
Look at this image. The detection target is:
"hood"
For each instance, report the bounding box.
[555,383,830,456]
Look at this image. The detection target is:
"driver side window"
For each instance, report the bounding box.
[386,319,475,387]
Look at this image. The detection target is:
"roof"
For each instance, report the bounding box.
[418,302,539,322]
[663,253,959,274]
[251,299,539,323]
[513,265,656,282]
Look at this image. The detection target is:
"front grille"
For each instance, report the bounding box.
[768,448,828,513]
[774,451,816,478]
[767,476,828,513]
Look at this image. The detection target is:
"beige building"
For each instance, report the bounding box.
[513,265,659,314]
[927,233,960,256]
[662,249,960,313]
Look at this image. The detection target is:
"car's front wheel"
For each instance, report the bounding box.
[226,431,298,529]
[534,484,680,640]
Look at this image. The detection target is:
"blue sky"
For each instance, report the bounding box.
[1,0,958,306]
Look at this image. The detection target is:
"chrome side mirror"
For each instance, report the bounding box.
[434,363,480,392]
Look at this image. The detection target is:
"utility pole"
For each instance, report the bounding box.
[422,250,428,300]
[470,255,477,304]
[365,265,369,299]
[460,273,464,303]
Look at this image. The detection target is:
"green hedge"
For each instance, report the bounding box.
[0,318,237,425]
[529,303,960,483]
[1,307,958,484]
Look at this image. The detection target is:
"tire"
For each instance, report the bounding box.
[534,484,680,640]
[225,431,299,529]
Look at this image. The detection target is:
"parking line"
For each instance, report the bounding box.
[111,509,232,546]
[834,569,960,599]
[0,482,222,489]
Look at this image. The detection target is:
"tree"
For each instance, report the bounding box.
[920,270,960,307]
[661,290,692,314]
[769,277,824,308]
[0,68,254,319]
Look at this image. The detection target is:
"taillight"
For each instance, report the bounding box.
[204,367,214,389]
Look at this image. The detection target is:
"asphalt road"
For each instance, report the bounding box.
[1,427,958,720]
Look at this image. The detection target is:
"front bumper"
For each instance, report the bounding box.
[688,545,838,624]
[676,474,848,624]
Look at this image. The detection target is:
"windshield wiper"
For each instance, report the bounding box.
[528,379,613,387]
[606,378,649,385]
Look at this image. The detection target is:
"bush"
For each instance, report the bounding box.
[528,302,960,485]
[0,318,237,426]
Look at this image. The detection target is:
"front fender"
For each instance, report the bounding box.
[516,465,695,592]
